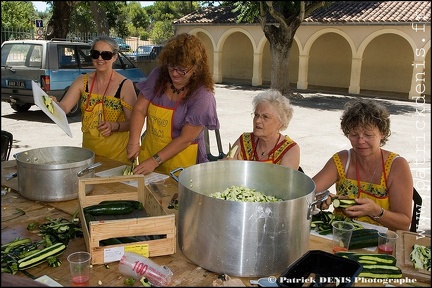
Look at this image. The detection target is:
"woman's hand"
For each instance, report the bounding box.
[317,192,335,210]
[97,121,114,137]
[127,142,140,161]
[132,157,158,175]
[343,197,381,219]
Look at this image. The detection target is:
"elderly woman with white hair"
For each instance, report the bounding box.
[226,89,300,170]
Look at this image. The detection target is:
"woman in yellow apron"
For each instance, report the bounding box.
[226,89,300,170]
[127,33,219,175]
[313,99,413,231]
[54,36,137,164]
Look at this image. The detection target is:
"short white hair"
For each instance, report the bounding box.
[252,89,293,130]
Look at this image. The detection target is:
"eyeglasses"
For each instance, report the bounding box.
[252,112,273,122]
[90,50,115,60]
[348,133,376,142]
[167,65,193,76]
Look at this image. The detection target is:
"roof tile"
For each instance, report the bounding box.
[174,1,431,25]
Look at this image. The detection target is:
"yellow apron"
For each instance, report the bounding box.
[80,75,130,164]
[333,151,396,225]
[140,100,198,175]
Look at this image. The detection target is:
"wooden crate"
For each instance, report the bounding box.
[77,175,176,265]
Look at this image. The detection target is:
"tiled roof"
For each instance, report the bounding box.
[174,1,431,25]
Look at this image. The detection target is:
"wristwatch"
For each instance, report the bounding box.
[153,153,163,166]
[372,207,385,220]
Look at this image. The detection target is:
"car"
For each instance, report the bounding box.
[1,39,146,117]
[127,45,164,61]
[112,37,131,52]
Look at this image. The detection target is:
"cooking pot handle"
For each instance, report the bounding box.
[169,167,184,182]
[77,162,102,177]
[307,190,330,220]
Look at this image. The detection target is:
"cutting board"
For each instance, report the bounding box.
[396,230,431,283]
[32,80,73,137]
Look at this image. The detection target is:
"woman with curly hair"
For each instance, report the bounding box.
[127,33,219,175]
[313,99,413,231]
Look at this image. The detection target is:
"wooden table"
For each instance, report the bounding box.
[1,157,430,287]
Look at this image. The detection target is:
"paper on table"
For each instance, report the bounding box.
[34,275,63,287]
[32,80,73,138]
[95,165,169,186]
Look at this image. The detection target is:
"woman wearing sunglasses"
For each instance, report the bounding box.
[127,33,219,175]
[53,35,137,164]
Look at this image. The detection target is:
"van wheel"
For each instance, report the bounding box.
[11,103,32,112]
[67,102,81,117]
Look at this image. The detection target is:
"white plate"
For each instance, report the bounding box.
[32,81,73,138]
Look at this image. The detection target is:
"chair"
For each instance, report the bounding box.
[1,130,13,161]
[410,188,422,232]
[204,128,225,161]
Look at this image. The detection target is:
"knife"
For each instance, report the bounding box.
[149,181,163,198]
[168,193,178,209]
[6,172,17,181]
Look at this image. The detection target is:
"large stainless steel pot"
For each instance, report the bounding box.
[15,146,98,202]
[174,161,323,277]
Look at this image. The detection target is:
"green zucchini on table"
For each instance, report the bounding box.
[17,242,66,270]
[335,252,402,278]
[349,229,379,249]
[83,202,135,216]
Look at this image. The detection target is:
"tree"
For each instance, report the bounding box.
[232,1,329,97]
[46,1,77,39]
[1,1,36,41]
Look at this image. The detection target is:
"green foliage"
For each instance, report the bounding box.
[150,20,175,44]
[1,2,35,30]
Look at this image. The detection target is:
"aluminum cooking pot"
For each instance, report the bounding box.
[15,146,99,202]
[173,161,327,277]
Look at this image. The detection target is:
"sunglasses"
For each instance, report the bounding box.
[90,50,115,60]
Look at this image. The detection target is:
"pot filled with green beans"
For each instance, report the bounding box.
[173,160,318,277]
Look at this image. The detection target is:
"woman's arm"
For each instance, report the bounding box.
[279,144,300,170]
[56,74,85,114]
[118,79,137,131]
[127,94,149,160]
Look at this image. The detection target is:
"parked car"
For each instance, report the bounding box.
[127,45,164,61]
[1,39,146,117]
[112,37,131,52]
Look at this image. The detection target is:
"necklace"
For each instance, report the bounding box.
[171,83,186,94]
[255,133,281,160]
[355,150,382,193]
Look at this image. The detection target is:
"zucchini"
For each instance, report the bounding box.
[336,252,397,265]
[359,264,402,279]
[100,238,123,246]
[333,198,357,208]
[83,202,135,216]
[18,242,66,270]
[99,200,143,210]
[349,229,379,249]
[117,237,142,243]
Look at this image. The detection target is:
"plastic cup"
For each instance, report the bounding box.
[332,221,355,253]
[377,230,398,255]
[67,251,91,287]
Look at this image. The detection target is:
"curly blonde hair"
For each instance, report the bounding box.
[154,33,214,100]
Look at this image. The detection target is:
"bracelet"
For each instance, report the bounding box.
[371,207,385,220]
[152,153,163,166]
